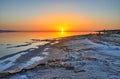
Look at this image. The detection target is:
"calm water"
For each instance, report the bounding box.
[0,32,93,58]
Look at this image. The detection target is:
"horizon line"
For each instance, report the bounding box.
[0,29,120,32]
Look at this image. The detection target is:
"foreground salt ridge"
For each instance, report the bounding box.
[0,40,53,73]
[22,56,45,68]
[0,52,28,71]
[0,34,120,79]
[0,39,59,73]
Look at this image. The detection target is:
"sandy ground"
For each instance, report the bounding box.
[0,34,120,79]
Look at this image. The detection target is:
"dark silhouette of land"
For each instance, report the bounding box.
[0,29,120,33]
[0,30,19,33]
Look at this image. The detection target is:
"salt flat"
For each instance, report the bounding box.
[0,34,120,79]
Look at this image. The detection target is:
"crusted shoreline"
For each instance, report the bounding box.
[0,34,120,79]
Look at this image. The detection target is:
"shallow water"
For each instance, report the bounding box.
[0,32,93,58]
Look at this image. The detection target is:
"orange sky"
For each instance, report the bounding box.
[0,0,120,31]
[1,13,101,32]
[0,12,119,31]
[27,13,94,31]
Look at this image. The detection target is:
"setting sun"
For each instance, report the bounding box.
[57,25,66,32]
[61,27,65,32]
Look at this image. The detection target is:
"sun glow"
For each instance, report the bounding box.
[57,25,66,32]
[61,28,64,32]
[27,13,94,31]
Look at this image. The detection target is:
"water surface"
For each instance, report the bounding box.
[0,32,93,58]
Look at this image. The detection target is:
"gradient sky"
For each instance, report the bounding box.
[0,0,120,31]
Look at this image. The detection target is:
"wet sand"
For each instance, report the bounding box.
[0,34,120,79]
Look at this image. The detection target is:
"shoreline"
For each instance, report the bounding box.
[0,34,90,60]
[0,33,120,79]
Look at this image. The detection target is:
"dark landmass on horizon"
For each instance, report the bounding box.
[0,30,20,33]
[0,30,43,33]
[0,29,120,33]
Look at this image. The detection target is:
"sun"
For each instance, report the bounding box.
[61,28,64,32]
[57,25,65,32]
[57,25,67,32]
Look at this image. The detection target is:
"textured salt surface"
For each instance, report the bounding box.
[22,56,45,68]
[81,39,120,57]
[0,52,28,71]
